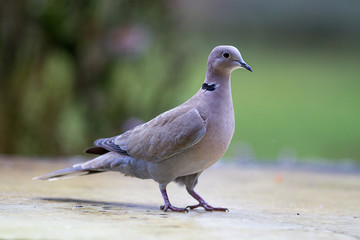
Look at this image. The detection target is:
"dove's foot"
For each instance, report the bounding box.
[186,203,228,212]
[160,204,189,212]
[160,187,188,213]
[186,189,229,212]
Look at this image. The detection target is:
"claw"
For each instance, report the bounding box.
[186,189,229,212]
[160,188,189,212]
[160,204,189,212]
[187,203,229,212]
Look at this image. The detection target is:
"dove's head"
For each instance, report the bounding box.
[207,45,252,76]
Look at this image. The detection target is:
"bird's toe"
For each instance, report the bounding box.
[160,204,189,213]
[187,203,229,212]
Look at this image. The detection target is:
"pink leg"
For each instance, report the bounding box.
[187,190,228,212]
[160,188,188,212]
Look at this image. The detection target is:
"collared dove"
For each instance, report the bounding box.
[34,45,252,212]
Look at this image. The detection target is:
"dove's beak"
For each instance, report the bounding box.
[236,60,253,72]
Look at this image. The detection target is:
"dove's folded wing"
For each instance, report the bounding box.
[118,108,207,162]
[92,107,207,162]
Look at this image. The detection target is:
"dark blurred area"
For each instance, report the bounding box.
[1,0,359,162]
[0,0,187,155]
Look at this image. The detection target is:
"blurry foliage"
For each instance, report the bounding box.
[0,0,359,161]
[0,0,190,155]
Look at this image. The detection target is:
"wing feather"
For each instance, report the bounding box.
[116,107,206,162]
[87,107,207,162]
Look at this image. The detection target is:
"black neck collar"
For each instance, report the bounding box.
[202,83,216,91]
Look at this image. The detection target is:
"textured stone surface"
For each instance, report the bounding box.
[0,157,359,240]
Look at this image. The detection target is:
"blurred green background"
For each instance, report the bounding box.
[1,0,359,163]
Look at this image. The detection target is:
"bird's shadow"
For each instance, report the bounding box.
[37,197,160,212]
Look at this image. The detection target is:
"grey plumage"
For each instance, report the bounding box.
[34,45,252,212]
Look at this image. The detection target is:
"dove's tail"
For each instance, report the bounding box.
[32,163,104,181]
[33,152,151,181]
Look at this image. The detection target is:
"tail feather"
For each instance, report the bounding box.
[32,165,104,181]
[33,152,151,181]
[84,146,109,155]
[33,152,123,181]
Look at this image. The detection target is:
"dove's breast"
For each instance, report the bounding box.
[147,88,235,183]
[195,93,235,166]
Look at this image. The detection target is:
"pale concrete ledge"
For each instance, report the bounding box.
[0,157,359,240]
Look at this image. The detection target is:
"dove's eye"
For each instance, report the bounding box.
[222,52,230,59]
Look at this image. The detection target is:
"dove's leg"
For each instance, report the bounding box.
[159,187,188,212]
[186,189,228,212]
[181,173,228,212]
